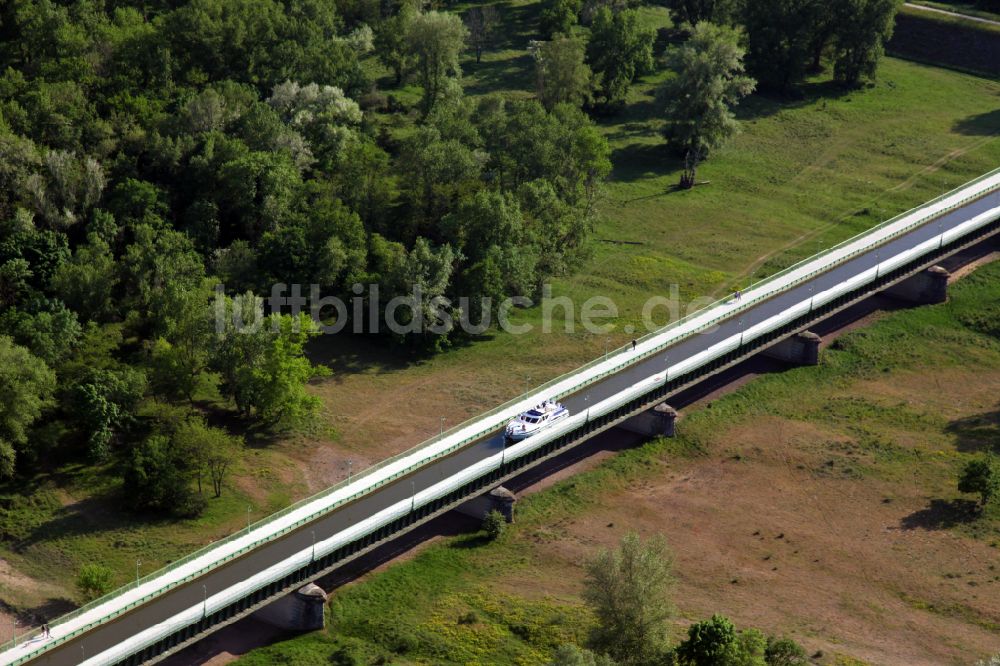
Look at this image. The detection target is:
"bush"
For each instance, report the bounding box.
[483,509,506,540]
[122,434,205,518]
[76,563,114,601]
[765,636,808,666]
[958,456,999,507]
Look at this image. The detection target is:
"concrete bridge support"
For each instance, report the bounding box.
[884,265,950,304]
[253,583,327,632]
[617,403,677,438]
[456,486,517,523]
[762,330,821,366]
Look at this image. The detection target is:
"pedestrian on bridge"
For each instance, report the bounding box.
[631,339,637,351]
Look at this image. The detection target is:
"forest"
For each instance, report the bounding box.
[0,0,901,518]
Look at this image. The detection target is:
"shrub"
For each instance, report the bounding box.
[76,563,115,601]
[483,509,506,540]
[958,456,999,507]
[765,636,808,666]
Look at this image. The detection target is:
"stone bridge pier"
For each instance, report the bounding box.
[253,582,327,632]
[617,403,677,438]
[762,330,821,366]
[885,265,950,304]
[456,486,517,523]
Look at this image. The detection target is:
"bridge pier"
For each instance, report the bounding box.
[252,583,327,632]
[762,330,821,366]
[617,403,677,438]
[455,486,517,523]
[884,265,950,304]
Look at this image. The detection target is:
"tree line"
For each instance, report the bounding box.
[0,0,612,517]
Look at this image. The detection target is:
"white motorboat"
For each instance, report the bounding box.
[504,401,570,442]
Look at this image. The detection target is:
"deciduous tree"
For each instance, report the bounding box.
[533,35,594,110]
[764,636,808,666]
[148,283,217,402]
[76,564,114,601]
[586,7,655,108]
[375,1,419,85]
[483,509,506,540]
[0,336,56,479]
[958,456,999,508]
[123,434,205,517]
[0,300,82,366]
[52,233,119,322]
[540,0,581,38]
[831,0,900,87]
[212,294,330,428]
[173,418,244,497]
[70,367,147,462]
[465,5,500,63]
[665,0,738,26]
[120,224,206,336]
[661,21,755,187]
[742,0,821,94]
[22,150,105,230]
[675,614,767,666]
[405,11,469,116]
[583,533,674,665]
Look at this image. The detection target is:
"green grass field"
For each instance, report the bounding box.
[235,260,1000,666]
[3,0,1000,631]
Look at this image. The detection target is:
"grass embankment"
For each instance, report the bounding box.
[236,261,1000,665]
[3,0,1000,626]
[890,4,1000,77]
[907,0,1000,22]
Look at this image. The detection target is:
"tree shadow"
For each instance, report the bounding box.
[492,0,544,49]
[25,597,76,624]
[734,80,853,122]
[900,498,981,530]
[952,107,1000,136]
[945,405,1000,453]
[599,96,661,135]
[462,52,535,97]
[305,332,415,379]
[458,0,541,94]
[448,532,492,549]
[16,494,135,550]
[609,142,681,184]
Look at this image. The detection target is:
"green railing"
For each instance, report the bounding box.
[3,167,998,665]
